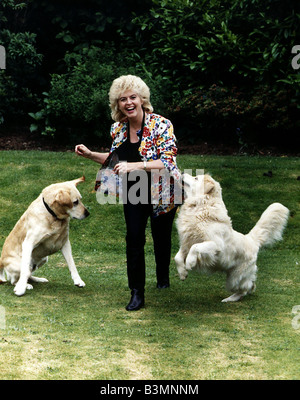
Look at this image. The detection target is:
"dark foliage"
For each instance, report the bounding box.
[0,0,299,149]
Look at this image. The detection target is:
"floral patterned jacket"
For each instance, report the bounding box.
[109,113,181,216]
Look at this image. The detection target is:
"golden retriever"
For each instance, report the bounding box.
[0,177,89,296]
[175,173,289,302]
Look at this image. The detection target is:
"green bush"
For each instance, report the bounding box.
[1,0,299,149]
[0,1,43,124]
[130,0,299,89]
[0,30,43,123]
[170,84,299,148]
[29,45,172,143]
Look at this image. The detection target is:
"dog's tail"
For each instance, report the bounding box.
[0,259,6,283]
[247,203,289,248]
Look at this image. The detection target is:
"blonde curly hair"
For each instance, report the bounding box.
[109,75,154,122]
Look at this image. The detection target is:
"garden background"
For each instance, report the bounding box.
[0,0,299,153]
[0,0,299,382]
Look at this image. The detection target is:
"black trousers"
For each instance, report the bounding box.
[123,202,177,291]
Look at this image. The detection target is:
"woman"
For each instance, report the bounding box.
[75,75,180,311]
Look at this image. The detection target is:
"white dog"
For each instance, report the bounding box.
[0,177,89,296]
[175,173,289,302]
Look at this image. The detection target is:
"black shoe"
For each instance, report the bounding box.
[126,289,145,311]
[157,280,170,289]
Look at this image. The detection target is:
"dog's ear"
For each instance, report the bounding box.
[49,190,73,219]
[55,190,73,208]
[71,176,85,186]
[204,175,215,194]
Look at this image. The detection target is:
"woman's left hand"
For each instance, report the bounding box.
[113,162,141,174]
[113,159,164,174]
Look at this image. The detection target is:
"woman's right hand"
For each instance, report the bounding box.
[75,144,92,159]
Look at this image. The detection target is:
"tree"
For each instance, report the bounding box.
[0,0,43,123]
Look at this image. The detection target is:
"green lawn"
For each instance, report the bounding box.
[0,150,299,380]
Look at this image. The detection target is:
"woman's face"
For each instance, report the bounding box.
[118,90,143,120]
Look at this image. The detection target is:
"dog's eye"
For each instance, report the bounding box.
[73,200,79,206]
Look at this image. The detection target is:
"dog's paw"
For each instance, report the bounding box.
[178,269,188,281]
[185,255,197,271]
[30,276,48,283]
[74,279,85,288]
[36,277,48,283]
[14,283,27,297]
[221,293,244,303]
[185,251,197,271]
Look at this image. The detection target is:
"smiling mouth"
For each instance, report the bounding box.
[126,107,135,112]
